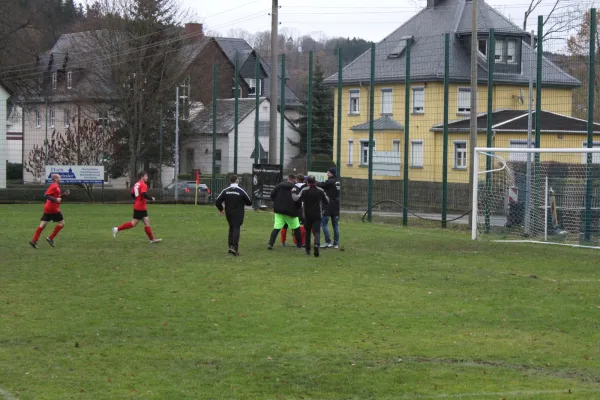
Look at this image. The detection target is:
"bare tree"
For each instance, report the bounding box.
[79,0,198,182]
[523,0,584,41]
[26,120,117,199]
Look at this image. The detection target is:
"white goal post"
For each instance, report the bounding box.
[472,147,600,249]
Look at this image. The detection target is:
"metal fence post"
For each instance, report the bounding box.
[254,57,260,166]
[212,64,218,181]
[485,29,495,233]
[442,34,450,229]
[280,54,286,167]
[337,48,343,178]
[402,39,411,227]
[367,43,376,223]
[234,55,239,175]
[585,8,597,242]
[307,51,314,172]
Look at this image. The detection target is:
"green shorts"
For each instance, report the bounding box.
[274,213,300,230]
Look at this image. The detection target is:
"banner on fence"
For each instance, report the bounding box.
[308,171,328,183]
[252,164,282,200]
[45,165,104,184]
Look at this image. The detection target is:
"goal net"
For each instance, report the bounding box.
[473,147,600,248]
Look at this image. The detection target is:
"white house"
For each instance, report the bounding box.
[0,82,12,188]
[6,105,22,164]
[184,98,299,174]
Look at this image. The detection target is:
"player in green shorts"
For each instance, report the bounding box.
[268,174,303,250]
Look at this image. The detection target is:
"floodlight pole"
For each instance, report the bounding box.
[468,0,478,228]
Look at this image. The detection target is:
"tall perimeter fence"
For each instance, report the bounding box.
[2,7,600,233]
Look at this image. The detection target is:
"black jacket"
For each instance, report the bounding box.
[215,184,252,221]
[292,184,329,221]
[318,177,341,216]
[270,181,298,217]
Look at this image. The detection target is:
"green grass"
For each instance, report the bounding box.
[1,204,600,399]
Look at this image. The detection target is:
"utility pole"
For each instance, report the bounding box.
[175,86,180,203]
[269,0,279,165]
[468,0,478,228]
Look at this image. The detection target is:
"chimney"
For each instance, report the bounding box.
[184,23,204,41]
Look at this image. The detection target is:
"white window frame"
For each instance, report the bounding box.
[381,88,393,115]
[246,78,261,96]
[509,139,529,162]
[454,140,467,169]
[506,39,517,64]
[349,89,360,115]
[52,72,57,90]
[411,140,424,168]
[64,109,70,128]
[457,88,471,114]
[582,141,600,164]
[495,39,504,62]
[360,139,375,166]
[347,139,354,165]
[392,139,401,154]
[49,109,55,128]
[67,71,72,89]
[412,87,425,114]
[35,109,41,128]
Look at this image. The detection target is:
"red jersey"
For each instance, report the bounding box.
[132,179,148,211]
[43,183,61,214]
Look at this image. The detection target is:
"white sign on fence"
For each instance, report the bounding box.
[45,165,104,184]
[508,186,519,203]
[308,171,329,183]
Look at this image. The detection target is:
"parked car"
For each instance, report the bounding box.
[163,181,212,203]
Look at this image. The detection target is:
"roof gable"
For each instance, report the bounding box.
[191,98,265,135]
[351,116,404,131]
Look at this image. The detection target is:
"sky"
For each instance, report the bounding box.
[182,0,596,44]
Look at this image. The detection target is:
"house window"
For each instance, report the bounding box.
[412,87,424,114]
[582,141,600,164]
[458,88,471,114]
[411,140,424,167]
[360,140,375,165]
[347,139,354,165]
[454,141,467,169]
[509,139,529,162]
[215,149,222,162]
[495,39,504,62]
[67,71,72,89]
[506,39,517,64]
[52,72,57,90]
[35,110,41,128]
[392,140,400,153]
[478,39,487,57]
[64,109,70,128]
[258,121,270,136]
[381,89,393,115]
[98,110,109,127]
[246,78,261,96]
[349,89,360,114]
[232,78,241,98]
[49,109,55,128]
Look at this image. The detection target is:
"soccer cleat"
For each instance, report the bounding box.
[281,242,286,247]
[267,243,273,250]
[321,243,332,248]
[333,245,339,249]
[46,237,55,248]
[228,248,239,256]
[314,246,320,257]
[29,240,38,249]
[305,247,311,256]
[112,227,118,239]
[150,238,162,244]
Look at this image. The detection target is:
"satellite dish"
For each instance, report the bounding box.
[519,88,525,105]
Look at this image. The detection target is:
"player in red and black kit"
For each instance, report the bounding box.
[30,173,70,248]
[112,170,162,244]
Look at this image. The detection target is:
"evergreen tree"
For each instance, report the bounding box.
[289,62,334,157]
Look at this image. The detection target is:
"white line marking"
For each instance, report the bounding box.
[0,387,17,400]
[397,388,600,399]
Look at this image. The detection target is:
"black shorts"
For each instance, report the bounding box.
[133,210,148,220]
[41,212,64,222]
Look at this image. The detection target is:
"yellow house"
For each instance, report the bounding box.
[324,0,581,183]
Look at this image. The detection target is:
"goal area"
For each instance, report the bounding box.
[472,147,600,249]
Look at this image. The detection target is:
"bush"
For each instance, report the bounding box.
[6,162,23,181]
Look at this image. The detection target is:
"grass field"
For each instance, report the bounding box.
[1,204,600,400]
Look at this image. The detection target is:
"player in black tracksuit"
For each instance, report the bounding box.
[292,176,329,257]
[215,175,253,256]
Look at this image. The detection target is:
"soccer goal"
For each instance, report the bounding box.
[472,147,600,249]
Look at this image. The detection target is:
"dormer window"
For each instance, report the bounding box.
[507,40,516,64]
[494,38,519,65]
[52,72,57,90]
[67,71,72,89]
[246,78,261,96]
[388,36,413,59]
